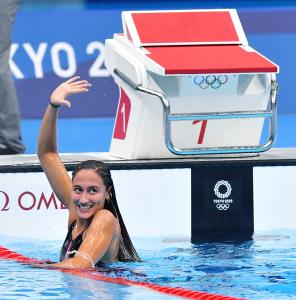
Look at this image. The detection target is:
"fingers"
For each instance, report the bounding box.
[65,77,92,88]
[65,76,80,84]
[69,87,90,94]
[67,79,91,93]
[65,77,91,91]
[64,99,71,108]
[51,77,91,109]
[70,80,90,86]
[70,83,91,90]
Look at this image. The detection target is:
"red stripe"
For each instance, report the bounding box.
[0,245,244,300]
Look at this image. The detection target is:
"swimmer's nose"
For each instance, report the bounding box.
[79,192,90,204]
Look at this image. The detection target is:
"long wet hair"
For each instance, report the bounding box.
[72,160,141,262]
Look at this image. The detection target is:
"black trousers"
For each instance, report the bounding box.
[0,0,25,154]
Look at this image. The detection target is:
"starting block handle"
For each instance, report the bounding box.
[114,68,278,155]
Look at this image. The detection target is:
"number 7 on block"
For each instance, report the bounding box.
[192,120,208,144]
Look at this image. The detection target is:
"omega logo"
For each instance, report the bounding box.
[0,191,66,212]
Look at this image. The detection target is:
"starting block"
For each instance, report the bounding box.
[105,9,279,159]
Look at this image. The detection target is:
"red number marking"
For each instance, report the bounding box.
[113,88,131,140]
[192,120,208,144]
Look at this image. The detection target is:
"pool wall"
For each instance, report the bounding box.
[1,149,296,241]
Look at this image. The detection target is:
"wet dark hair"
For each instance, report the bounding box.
[72,160,141,262]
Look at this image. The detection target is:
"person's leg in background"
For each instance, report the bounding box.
[0,0,25,155]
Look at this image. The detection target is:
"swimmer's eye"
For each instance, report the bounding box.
[73,186,82,193]
[87,187,99,194]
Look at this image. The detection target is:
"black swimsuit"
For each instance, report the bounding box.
[60,221,87,261]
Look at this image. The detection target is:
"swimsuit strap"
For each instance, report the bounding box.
[71,221,90,239]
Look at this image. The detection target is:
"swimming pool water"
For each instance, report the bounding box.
[1,230,296,299]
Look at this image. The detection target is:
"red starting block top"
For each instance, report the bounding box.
[121,9,278,75]
[122,9,247,46]
[144,45,278,75]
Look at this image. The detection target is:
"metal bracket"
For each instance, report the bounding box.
[114,68,278,155]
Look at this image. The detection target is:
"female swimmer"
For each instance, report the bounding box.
[37,76,140,268]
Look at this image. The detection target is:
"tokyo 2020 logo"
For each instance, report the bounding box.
[213,180,233,211]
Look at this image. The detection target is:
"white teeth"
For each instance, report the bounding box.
[78,204,93,211]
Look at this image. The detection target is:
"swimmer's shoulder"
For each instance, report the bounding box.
[91,209,119,233]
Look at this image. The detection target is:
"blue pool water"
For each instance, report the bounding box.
[1,230,296,299]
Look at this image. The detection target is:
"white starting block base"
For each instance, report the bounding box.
[109,74,272,159]
[0,149,295,241]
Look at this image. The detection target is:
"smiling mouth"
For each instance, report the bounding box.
[76,204,94,211]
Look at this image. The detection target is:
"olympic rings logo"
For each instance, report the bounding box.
[216,203,230,211]
[214,180,232,199]
[193,75,228,89]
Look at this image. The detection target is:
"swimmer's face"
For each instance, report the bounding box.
[72,169,109,220]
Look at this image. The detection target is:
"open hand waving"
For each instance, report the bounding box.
[50,76,91,108]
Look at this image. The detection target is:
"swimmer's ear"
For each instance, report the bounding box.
[105,188,111,200]
[106,187,113,201]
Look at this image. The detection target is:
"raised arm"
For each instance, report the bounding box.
[37,77,91,212]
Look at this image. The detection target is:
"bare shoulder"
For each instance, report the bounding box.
[91,209,118,230]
